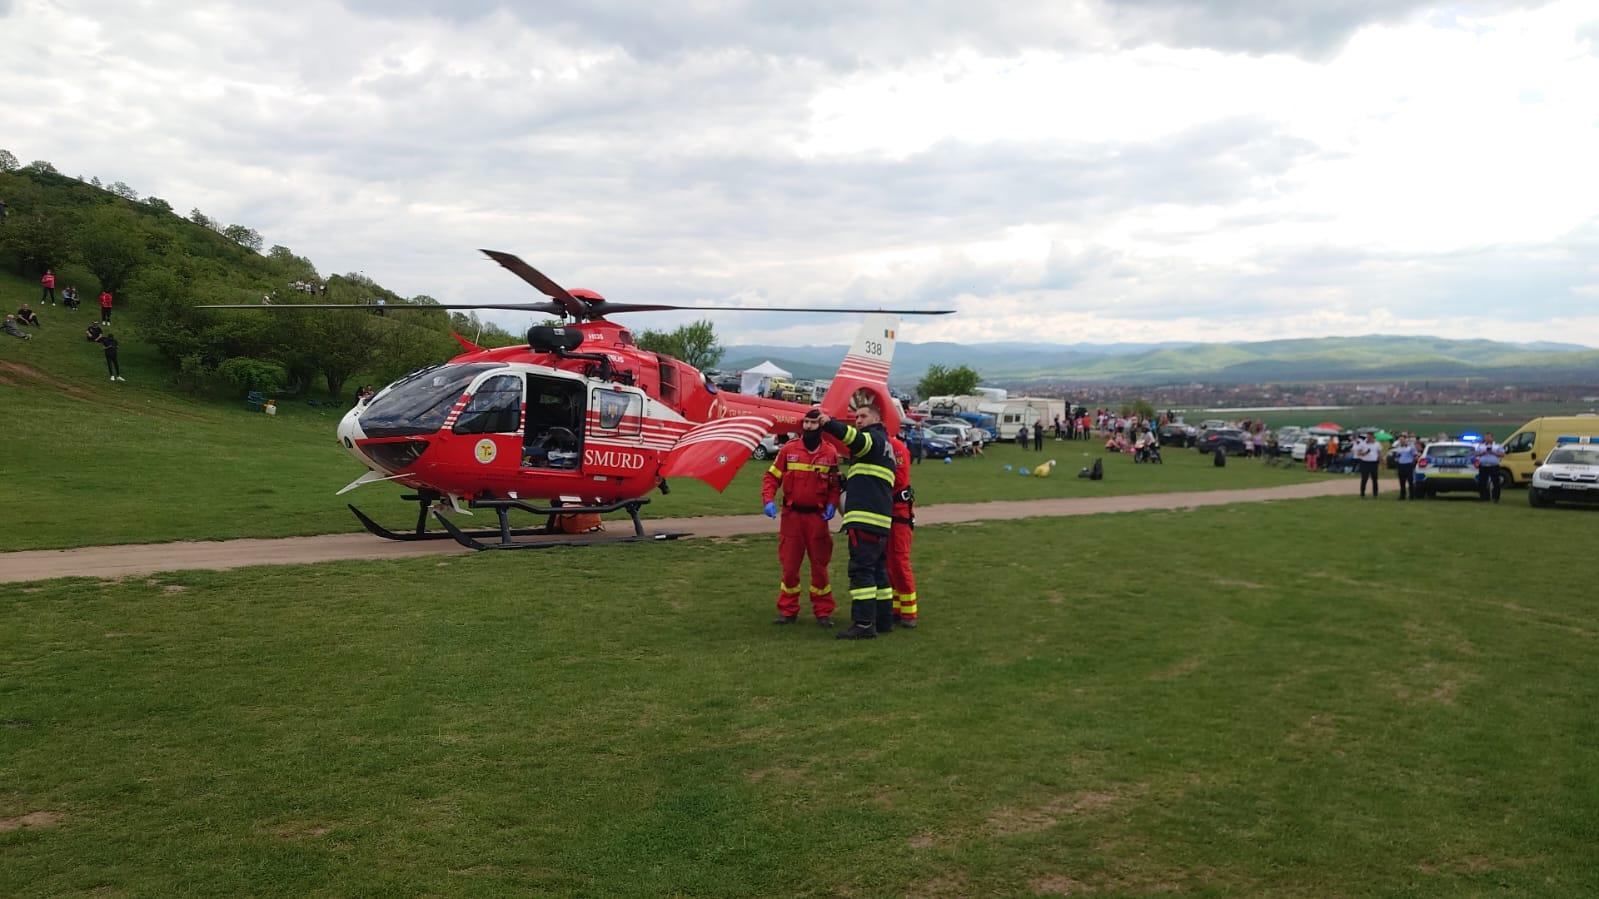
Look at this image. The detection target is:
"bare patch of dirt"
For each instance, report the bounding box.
[103,631,129,638]
[0,811,63,831]
[1150,657,1203,681]
[1285,713,1340,747]
[1209,577,1265,589]
[1047,591,1066,605]
[989,790,1125,836]
[907,832,937,849]
[161,585,187,594]
[269,823,331,839]
[906,874,969,898]
[1031,874,1091,895]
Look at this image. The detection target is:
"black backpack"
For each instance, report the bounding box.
[1213,449,1226,467]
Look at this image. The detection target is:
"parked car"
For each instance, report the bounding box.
[751,432,795,461]
[1528,443,1599,507]
[1274,426,1305,450]
[1413,441,1481,498]
[903,427,957,459]
[789,379,818,402]
[1196,428,1250,455]
[1158,422,1197,447]
[764,376,796,399]
[927,423,980,454]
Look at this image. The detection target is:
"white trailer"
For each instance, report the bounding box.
[980,397,1066,433]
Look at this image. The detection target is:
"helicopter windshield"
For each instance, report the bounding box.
[359,363,505,437]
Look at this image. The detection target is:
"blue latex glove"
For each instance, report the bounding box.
[822,503,836,521]
[763,501,777,518]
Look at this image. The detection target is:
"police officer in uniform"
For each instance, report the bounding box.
[813,401,897,640]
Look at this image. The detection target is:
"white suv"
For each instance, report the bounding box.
[1529,444,1599,508]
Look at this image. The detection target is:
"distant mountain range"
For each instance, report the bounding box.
[720,335,1599,386]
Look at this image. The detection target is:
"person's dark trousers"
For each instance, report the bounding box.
[1397,462,1415,499]
[42,286,55,304]
[1478,464,1503,502]
[1033,433,1042,451]
[1359,460,1379,496]
[104,348,120,377]
[842,528,887,636]
[100,309,111,324]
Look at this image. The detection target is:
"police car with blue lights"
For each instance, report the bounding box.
[1413,439,1481,499]
[1528,437,1599,508]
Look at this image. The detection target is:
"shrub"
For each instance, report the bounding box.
[216,357,287,395]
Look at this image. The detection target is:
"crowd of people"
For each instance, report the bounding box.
[1,269,126,380]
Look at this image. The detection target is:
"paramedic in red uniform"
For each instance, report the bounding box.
[762,415,842,626]
[886,432,918,628]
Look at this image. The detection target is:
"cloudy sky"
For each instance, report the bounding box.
[4,0,1597,347]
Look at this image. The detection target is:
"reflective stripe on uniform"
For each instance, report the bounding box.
[846,463,895,484]
[875,587,893,601]
[841,425,873,457]
[786,461,835,473]
[767,464,783,478]
[850,586,877,601]
[895,591,918,614]
[842,509,893,529]
[809,585,832,595]
[780,582,801,594]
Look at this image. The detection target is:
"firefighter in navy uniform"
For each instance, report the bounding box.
[886,431,918,629]
[761,416,842,626]
[813,401,896,640]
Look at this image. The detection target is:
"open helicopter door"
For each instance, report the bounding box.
[817,313,902,433]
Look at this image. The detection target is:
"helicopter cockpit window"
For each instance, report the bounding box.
[359,363,504,438]
[591,388,642,436]
[522,376,584,470]
[453,374,523,435]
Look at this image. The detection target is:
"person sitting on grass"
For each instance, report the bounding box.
[2,314,32,340]
[16,304,41,328]
[85,321,104,342]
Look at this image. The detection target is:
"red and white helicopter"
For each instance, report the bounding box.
[204,250,949,549]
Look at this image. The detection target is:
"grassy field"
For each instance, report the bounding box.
[2,273,1322,550]
[4,496,1598,896]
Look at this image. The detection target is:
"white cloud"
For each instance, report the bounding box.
[1,0,1595,351]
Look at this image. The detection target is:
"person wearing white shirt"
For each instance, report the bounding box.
[1353,434,1383,497]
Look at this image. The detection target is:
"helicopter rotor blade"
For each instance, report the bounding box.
[480,249,587,318]
[197,301,571,314]
[593,302,954,315]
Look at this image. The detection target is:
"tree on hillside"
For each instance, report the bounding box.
[224,224,263,252]
[90,176,103,189]
[266,245,319,282]
[78,207,147,295]
[109,181,139,201]
[189,208,214,230]
[637,319,724,369]
[449,311,522,347]
[0,149,18,173]
[23,160,58,175]
[0,212,74,274]
[917,363,981,398]
[143,196,173,214]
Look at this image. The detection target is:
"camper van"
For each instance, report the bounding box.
[1499,415,1599,485]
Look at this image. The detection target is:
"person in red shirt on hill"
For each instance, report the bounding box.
[886,432,919,629]
[762,415,842,627]
[98,289,113,324]
[41,269,56,305]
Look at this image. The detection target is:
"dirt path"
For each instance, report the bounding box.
[0,480,1352,583]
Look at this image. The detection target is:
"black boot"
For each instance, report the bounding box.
[836,600,877,640]
[875,598,895,633]
[773,614,797,625]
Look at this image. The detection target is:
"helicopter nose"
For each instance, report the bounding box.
[338,407,373,467]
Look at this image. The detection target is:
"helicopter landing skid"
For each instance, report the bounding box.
[428,496,690,551]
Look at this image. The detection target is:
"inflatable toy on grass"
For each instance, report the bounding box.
[1034,459,1056,477]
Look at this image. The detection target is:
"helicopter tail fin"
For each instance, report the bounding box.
[818,313,902,434]
[661,414,775,492]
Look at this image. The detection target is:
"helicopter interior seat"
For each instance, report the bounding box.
[522,380,585,469]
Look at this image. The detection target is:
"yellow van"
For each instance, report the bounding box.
[1500,415,1599,485]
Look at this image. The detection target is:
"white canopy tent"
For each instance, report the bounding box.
[740,360,791,396]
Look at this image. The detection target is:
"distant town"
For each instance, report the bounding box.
[1005,380,1599,410]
